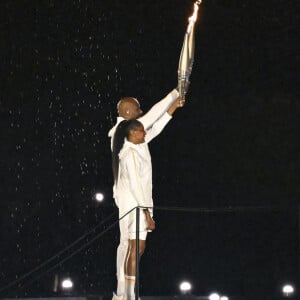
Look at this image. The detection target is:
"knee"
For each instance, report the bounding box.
[129,241,146,257]
[130,247,144,258]
[138,242,146,257]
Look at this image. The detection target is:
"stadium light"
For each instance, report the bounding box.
[61,278,73,290]
[95,192,104,202]
[209,293,220,300]
[282,284,295,297]
[179,281,192,294]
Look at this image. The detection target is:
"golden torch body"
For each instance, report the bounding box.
[178,1,201,100]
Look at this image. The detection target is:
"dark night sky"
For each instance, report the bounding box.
[0,0,299,299]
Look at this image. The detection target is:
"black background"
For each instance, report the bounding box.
[0,0,299,299]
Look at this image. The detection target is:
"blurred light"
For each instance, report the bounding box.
[61,278,73,289]
[95,192,104,202]
[179,281,192,293]
[282,284,295,296]
[220,297,229,300]
[53,274,59,292]
[209,293,220,300]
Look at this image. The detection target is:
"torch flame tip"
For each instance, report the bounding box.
[188,1,200,24]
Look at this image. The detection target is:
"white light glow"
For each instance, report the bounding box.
[61,278,73,289]
[179,281,192,292]
[209,293,220,300]
[220,297,229,300]
[95,192,104,202]
[282,284,295,296]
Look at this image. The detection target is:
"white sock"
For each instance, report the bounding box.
[116,280,125,296]
[125,275,136,300]
[116,239,128,296]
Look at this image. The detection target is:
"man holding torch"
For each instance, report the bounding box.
[109,90,184,300]
[108,0,201,298]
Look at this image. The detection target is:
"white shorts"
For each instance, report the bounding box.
[119,209,148,241]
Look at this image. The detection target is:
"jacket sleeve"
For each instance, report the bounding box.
[138,89,178,130]
[145,112,172,143]
[123,149,150,208]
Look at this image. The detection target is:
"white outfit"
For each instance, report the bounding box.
[117,139,152,240]
[108,89,179,297]
[108,89,179,149]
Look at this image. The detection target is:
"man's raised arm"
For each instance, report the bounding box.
[138,89,179,130]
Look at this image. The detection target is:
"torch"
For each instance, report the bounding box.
[178,0,201,101]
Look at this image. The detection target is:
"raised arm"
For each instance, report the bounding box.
[138,89,179,130]
[145,97,185,143]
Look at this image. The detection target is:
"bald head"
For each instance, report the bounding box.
[117,97,143,120]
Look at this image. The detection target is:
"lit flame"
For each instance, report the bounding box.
[187,1,201,32]
[177,0,202,100]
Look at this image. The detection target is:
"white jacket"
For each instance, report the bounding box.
[114,112,174,216]
[115,139,152,217]
[108,89,179,149]
[108,89,179,216]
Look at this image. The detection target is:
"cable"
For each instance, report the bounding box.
[2,204,292,294]
[155,205,296,213]
[18,206,137,291]
[0,210,117,294]
[19,216,120,290]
